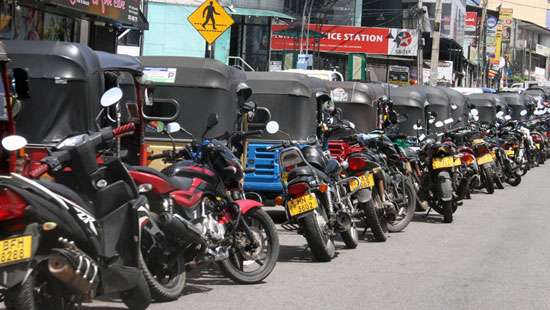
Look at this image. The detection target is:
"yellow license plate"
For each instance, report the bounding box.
[454,157,462,166]
[0,235,32,267]
[349,173,375,191]
[506,149,515,157]
[287,193,318,217]
[477,153,494,165]
[536,144,541,150]
[432,156,456,170]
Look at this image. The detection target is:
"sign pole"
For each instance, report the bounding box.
[417,0,424,85]
[429,0,443,86]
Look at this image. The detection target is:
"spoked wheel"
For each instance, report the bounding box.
[386,177,416,233]
[218,208,279,282]
[299,201,336,262]
[5,262,78,310]
[138,228,186,301]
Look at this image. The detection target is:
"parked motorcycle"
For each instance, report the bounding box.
[0,90,153,309]
[130,113,280,286]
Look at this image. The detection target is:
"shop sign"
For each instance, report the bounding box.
[465,12,477,33]
[499,8,513,43]
[388,66,410,86]
[48,0,141,26]
[535,44,549,57]
[271,24,417,57]
[331,88,349,102]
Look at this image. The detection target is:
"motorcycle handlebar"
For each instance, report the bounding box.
[112,123,136,137]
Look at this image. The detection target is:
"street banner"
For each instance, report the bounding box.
[490,24,503,65]
[499,8,513,43]
[271,24,418,57]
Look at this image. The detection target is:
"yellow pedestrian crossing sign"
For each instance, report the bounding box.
[187,0,234,45]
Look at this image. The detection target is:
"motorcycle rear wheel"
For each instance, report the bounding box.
[386,177,416,233]
[218,208,279,282]
[340,222,359,249]
[482,168,495,194]
[362,194,387,242]
[299,200,336,262]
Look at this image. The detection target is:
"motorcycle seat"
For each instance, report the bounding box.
[128,166,191,191]
[288,165,329,183]
[37,180,95,215]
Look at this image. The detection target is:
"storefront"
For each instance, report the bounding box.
[0,0,148,53]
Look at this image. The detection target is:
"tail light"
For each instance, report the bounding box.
[287,182,309,197]
[348,157,368,172]
[461,153,475,166]
[532,134,543,143]
[0,189,27,222]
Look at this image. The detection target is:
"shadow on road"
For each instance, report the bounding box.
[412,212,445,224]
[277,244,313,263]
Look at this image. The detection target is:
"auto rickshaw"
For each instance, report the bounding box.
[466,94,497,124]
[326,81,378,133]
[243,72,326,199]
[499,92,530,121]
[137,56,251,168]
[523,88,546,107]
[390,87,427,137]
[441,87,469,128]
[419,86,453,131]
[0,41,17,173]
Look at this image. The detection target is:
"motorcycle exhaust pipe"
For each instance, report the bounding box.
[48,253,96,301]
[158,213,207,247]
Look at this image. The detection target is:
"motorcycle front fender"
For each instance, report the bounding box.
[234,199,263,215]
[0,223,42,289]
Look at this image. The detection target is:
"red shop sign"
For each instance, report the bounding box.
[271,24,391,55]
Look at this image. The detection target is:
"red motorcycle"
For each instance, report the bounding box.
[129,113,279,287]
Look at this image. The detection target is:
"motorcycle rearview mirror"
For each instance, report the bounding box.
[473,115,480,121]
[2,135,27,151]
[236,83,253,103]
[166,122,181,134]
[520,109,528,116]
[505,115,512,121]
[435,121,444,128]
[418,134,426,142]
[444,118,454,125]
[496,111,505,119]
[470,109,479,116]
[266,121,280,134]
[451,104,458,110]
[413,124,423,130]
[429,118,435,124]
[101,87,123,107]
[241,100,256,114]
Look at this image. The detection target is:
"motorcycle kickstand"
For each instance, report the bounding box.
[425,207,432,218]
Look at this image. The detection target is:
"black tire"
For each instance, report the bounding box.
[299,199,336,262]
[483,168,495,194]
[494,173,504,190]
[441,200,453,223]
[340,223,359,249]
[138,229,186,301]
[5,266,71,310]
[362,194,387,242]
[121,275,152,310]
[218,208,279,282]
[386,178,416,233]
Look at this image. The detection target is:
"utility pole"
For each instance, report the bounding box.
[479,0,488,87]
[429,0,443,86]
[417,0,424,85]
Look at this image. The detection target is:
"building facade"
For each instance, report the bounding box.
[487,0,550,29]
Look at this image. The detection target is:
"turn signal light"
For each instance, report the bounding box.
[274,196,284,206]
[319,183,328,193]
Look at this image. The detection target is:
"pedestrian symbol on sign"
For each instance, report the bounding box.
[188,0,234,45]
[202,1,220,30]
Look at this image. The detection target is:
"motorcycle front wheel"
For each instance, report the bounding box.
[218,208,279,282]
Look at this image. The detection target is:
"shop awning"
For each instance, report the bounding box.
[229,8,295,20]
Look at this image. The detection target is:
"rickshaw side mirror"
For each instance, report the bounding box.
[249,107,271,126]
[142,98,180,122]
[166,122,181,134]
[206,113,219,130]
[12,68,30,99]
[101,87,123,107]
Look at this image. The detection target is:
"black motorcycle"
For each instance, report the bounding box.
[0,122,153,310]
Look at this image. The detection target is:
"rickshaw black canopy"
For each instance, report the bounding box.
[390,87,427,136]
[499,92,529,120]
[246,72,319,141]
[327,81,377,132]
[139,56,247,139]
[4,40,104,144]
[96,51,143,75]
[494,94,509,114]
[441,87,468,127]
[466,93,497,123]
[415,86,452,122]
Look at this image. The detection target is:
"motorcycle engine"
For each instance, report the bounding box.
[193,197,226,242]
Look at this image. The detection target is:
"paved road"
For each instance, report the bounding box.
[4,165,550,310]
